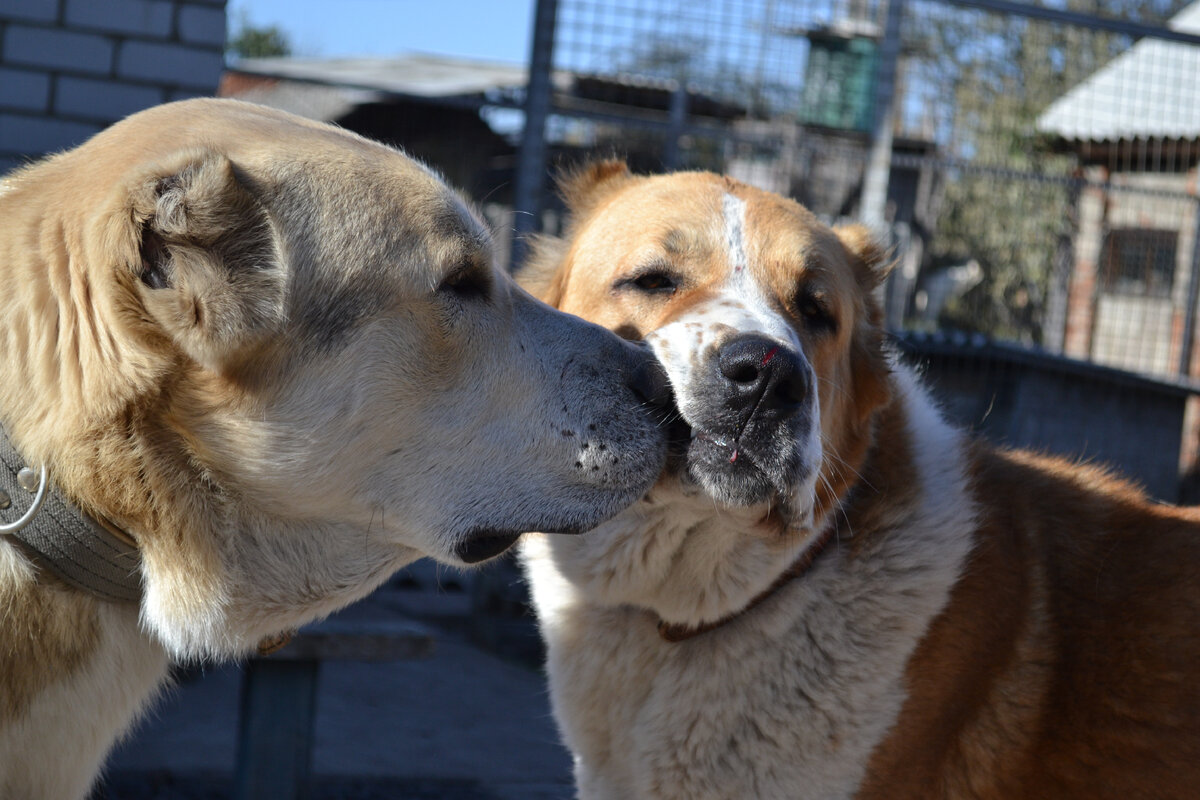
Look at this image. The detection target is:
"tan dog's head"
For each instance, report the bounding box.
[524,161,891,530]
[0,104,668,656]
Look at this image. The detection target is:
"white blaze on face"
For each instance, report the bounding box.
[645,192,824,515]
[645,193,801,414]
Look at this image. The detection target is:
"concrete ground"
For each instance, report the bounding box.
[93,559,574,800]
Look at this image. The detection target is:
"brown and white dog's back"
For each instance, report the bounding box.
[519,161,1200,799]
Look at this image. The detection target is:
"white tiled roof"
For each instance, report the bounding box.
[1037,2,1200,141]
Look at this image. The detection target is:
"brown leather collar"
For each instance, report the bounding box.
[656,524,836,643]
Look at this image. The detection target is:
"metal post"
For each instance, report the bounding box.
[1177,201,1200,377]
[860,0,905,233]
[511,0,560,270]
[662,81,689,171]
[233,659,320,800]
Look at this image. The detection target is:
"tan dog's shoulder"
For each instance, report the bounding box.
[2,104,671,798]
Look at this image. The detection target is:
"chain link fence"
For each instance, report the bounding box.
[508,0,1200,499]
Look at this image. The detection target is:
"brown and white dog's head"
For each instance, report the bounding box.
[0,104,669,656]
[524,161,891,534]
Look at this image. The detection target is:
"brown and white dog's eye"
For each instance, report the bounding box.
[615,269,679,296]
[797,289,838,335]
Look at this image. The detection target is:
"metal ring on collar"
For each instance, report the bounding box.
[0,464,48,535]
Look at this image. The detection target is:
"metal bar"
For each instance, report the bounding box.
[936,0,1200,45]
[662,81,690,171]
[861,0,906,233]
[233,659,320,800]
[889,153,1200,202]
[1177,202,1200,376]
[511,0,560,270]
[542,96,734,138]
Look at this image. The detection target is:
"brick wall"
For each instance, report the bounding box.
[0,0,227,174]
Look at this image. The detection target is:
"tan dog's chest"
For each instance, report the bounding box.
[0,550,167,799]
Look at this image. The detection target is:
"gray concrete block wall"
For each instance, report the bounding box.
[0,0,227,172]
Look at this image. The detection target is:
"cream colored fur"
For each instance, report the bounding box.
[0,548,167,798]
[0,100,667,798]
[523,366,975,799]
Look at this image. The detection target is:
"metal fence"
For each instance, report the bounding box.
[508,0,1200,499]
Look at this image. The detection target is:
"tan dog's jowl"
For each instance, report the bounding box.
[0,102,670,798]
[519,161,1200,800]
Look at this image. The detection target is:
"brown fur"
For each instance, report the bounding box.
[858,446,1200,799]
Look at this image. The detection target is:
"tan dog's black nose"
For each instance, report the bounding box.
[717,335,808,413]
[625,343,674,409]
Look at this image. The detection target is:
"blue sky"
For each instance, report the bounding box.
[227,0,535,63]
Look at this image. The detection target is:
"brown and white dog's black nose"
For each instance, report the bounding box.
[717,334,809,414]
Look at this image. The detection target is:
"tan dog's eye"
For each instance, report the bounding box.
[615,270,678,296]
[439,266,490,302]
[797,290,837,335]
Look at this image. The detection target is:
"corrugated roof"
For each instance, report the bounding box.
[225,53,744,122]
[1036,1,1200,142]
[230,52,533,100]
[221,79,383,122]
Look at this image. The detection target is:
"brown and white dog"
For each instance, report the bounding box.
[519,161,1200,799]
[0,103,670,798]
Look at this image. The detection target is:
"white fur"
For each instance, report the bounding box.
[645,192,821,527]
[523,363,976,799]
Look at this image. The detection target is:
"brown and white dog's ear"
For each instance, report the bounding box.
[833,223,894,292]
[518,160,635,305]
[557,159,634,217]
[517,233,570,305]
[131,151,284,371]
[833,223,893,423]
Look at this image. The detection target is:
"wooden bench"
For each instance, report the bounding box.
[232,610,435,800]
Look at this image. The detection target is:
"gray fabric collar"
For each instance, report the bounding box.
[0,426,142,603]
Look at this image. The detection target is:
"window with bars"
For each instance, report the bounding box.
[1100,228,1178,298]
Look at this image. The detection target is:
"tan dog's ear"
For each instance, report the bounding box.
[132,151,283,371]
[557,159,634,216]
[833,223,894,291]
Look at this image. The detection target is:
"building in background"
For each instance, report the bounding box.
[219,53,751,266]
[219,54,524,256]
[1038,0,1200,378]
[0,0,228,174]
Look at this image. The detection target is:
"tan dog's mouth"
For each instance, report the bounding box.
[455,530,525,564]
[454,519,596,564]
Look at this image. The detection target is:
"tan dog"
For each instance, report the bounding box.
[0,103,669,798]
[519,161,1200,800]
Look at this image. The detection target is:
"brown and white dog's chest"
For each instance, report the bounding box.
[523,366,978,800]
